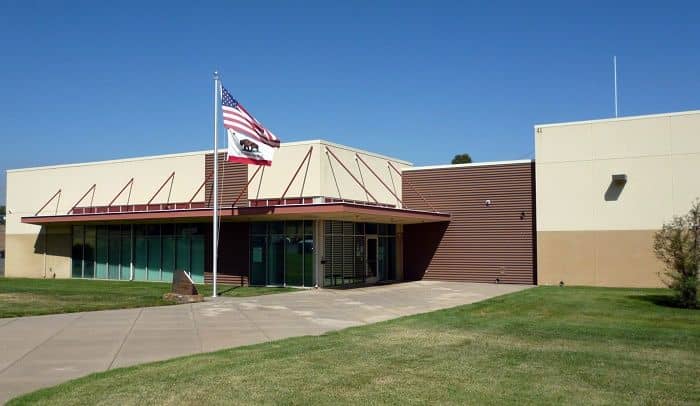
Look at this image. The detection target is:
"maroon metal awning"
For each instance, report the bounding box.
[21,202,450,225]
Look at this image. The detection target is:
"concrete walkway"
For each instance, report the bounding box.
[0,281,530,402]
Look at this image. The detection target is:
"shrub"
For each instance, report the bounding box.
[653,199,700,308]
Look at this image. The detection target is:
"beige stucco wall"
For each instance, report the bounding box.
[535,110,700,287]
[5,151,206,278]
[249,140,410,207]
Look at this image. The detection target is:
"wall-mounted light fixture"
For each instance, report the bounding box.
[612,174,627,183]
[485,199,492,207]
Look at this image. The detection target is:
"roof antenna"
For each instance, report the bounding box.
[613,56,619,117]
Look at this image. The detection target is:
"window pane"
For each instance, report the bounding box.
[190,235,205,284]
[95,226,108,279]
[269,221,283,234]
[147,235,161,281]
[304,220,314,236]
[268,234,285,285]
[285,235,303,286]
[323,234,333,287]
[285,220,302,236]
[84,226,95,278]
[108,225,121,280]
[162,235,175,282]
[354,236,365,284]
[377,223,388,236]
[176,235,191,275]
[250,236,267,285]
[251,222,267,235]
[303,234,314,287]
[365,223,377,235]
[388,237,396,280]
[354,222,364,235]
[71,226,84,278]
[133,225,147,280]
[120,226,131,280]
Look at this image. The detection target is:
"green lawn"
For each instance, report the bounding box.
[9,286,700,405]
[0,278,298,318]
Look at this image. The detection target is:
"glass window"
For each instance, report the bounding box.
[304,220,314,236]
[162,234,176,282]
[108,225,121,280]
[269,221,283,235]
[377,223,388,236]
[133,225,147,280]
[251,222,267,235]
[84,226,96,278]
[95,226,108,279]
[190,235,205,283]
[365,223,377,235]
[285,220,303,236]
[147,225,161,281]
[250,236,267,285]
[303,234,314,287]
[285,235,303,286]
[268,234,285,285]
[72,226,84,278]
[120,226,131,280]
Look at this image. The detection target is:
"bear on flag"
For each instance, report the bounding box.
[221,86,280,165]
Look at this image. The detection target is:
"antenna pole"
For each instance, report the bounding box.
[614,56,618,118]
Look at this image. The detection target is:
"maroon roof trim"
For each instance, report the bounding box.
[21,203,450,225]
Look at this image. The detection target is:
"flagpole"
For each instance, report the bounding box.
[212,71,220,298]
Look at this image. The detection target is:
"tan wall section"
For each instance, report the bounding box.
[5,151,205,278]
[248,141,322,200]
[248,140,410,206]
[537,230,664,288]
[535,110,700,287]
[5,225,71,279]
[320,141,409,206]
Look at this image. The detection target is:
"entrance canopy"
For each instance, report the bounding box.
[22,202,450,226]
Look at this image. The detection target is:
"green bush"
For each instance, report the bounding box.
[653,199,700,308]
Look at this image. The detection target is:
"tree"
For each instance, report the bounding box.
[451,153,472,164]
[653,199,700,308]
[0,205,4,225]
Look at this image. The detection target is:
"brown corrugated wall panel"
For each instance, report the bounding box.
[204,222,249,285]
[204,152,248,207]
[403,162,536,284]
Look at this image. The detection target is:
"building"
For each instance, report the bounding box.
[4,110,700,288]
[535,110,700,287]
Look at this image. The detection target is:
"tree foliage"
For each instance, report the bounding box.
[653,199,700,308]
[451,153,472,164]
[0,205,5,225]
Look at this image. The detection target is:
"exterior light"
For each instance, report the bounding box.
[485,199,492,207]
[612,174,627,183]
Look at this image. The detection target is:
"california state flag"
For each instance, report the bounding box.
[221,86,281,166]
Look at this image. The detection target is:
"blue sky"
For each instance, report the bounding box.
[1,1,699,204]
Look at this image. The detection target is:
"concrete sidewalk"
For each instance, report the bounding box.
[0,281,530,403]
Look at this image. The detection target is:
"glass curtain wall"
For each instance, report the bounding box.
[71,223,205,283]
[323,221,396,287]
[249,221,314,287]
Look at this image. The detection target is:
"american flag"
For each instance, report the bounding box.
[221,86,280,147]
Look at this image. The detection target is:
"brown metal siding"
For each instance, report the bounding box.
[204,222,250,285]
[403,162,536,284]
[204,152,248,207]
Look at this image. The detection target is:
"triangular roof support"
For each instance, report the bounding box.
[70,184,96,214]
[147,172,175,205]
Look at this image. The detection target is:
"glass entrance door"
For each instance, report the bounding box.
[366,236,378,283]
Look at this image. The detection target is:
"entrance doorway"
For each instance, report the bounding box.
[366,236,378,283]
